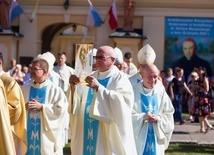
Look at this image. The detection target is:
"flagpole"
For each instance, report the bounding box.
[87,0,92,6]
[103,0,116,24]
[102,13,109,24]
[30,0,40,22]
[23,13,32,22]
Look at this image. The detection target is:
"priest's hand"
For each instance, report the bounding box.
[26,99,43,111]
[144,112,158,123]
[85,75,99,91]
[69,74,80,85]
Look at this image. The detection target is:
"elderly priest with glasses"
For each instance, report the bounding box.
[67,45,137,155]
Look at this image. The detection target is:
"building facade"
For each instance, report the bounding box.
[0,0,214,71]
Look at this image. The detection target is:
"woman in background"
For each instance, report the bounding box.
[191,67,213,133]
[12,64,25,86]
[169,68,193,125]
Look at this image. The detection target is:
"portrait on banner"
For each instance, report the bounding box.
[164,17,214,81]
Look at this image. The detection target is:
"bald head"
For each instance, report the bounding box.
[143,64,159,75]
[96,46,116,72]
[99,46,116,58]
[115,61,128,73]
[141,64,160,89]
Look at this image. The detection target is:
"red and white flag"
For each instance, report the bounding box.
[108,0,118,30]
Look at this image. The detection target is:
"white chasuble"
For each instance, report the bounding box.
[132,83,175,155]
[69,66,137,155]
[22,80,68,155]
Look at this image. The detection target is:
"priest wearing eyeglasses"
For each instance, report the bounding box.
[67,45,137,155]
[22,52,68,155]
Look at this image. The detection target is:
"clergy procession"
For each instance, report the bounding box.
[2,0,214,154]
[0,43,177,155]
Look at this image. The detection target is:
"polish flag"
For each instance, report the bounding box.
[108,0,118,30]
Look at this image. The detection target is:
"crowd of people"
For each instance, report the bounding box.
[0,43,212,155]
[161,65,214,133]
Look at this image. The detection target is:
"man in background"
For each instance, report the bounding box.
[114,47,128,74]
[7,58,17,76]
[124,51,138,76]
[54,52,75,93]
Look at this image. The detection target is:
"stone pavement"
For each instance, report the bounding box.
[170,115,214,145]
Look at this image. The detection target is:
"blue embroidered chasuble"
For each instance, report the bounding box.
[83,76,110,155]
[140,93,158,155]
[26,86,47,155]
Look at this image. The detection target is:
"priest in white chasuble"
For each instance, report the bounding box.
[67,45,137,155]
[132,64,174,155]
[22,53,68,155]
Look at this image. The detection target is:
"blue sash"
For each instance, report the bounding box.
[26,86,47,155]
[140,93,158,155]
[83,76,110,155]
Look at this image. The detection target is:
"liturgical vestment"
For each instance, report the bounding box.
[22,79,68,155]
[0,79,16,155]
[67,66,137,155]
[132,81,174,155]
[0,72,27,155]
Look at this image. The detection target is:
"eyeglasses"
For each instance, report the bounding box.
[94,56,111,60]
[29,67,44,71]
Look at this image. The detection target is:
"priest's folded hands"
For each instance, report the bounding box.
[143,112,158,122]
[25,98,43,110]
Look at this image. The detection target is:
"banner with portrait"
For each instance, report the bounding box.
[164,17,214,80]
